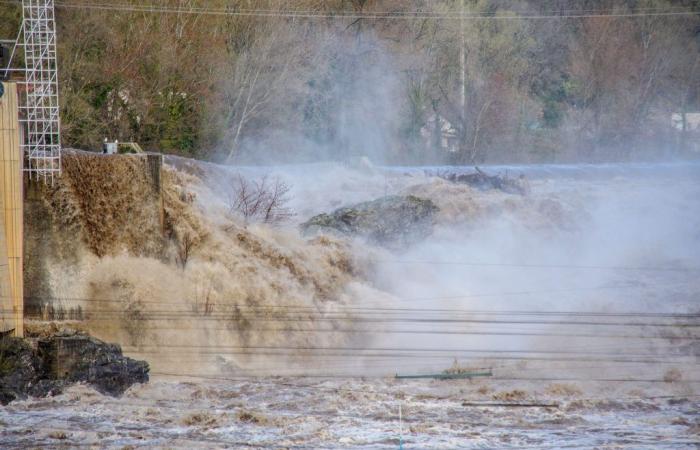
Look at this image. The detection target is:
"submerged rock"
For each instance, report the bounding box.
[438,166,529,195]
[0,331,149,404]
[301,195,438,247]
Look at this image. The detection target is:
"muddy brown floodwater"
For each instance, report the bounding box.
[1,376,698,448]
[7,159,700,448]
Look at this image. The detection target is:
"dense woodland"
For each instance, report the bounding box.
[2,0,700,164]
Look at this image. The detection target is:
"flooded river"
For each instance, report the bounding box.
[3,160,699,448]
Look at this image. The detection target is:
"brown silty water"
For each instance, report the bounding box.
[23,150,377,375]
[11,154,700,447]
[21,153,700,384]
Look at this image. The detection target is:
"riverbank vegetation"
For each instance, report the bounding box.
[1,0,698,163]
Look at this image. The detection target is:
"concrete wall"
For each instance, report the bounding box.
[0,82,23,336]
[23,176,66,319]
[23,150,164,319]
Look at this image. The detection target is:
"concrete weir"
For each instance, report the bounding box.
[0,82,23,337]
[2,82,166,324]
[23,149,165,319]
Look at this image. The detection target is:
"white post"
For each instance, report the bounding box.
[399,403,403,449]
[460,0,466,121]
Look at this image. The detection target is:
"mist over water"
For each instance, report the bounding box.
[202,160,700,379]
[35,151,700,382]
[380,163,700,312]
[9,158,700,446]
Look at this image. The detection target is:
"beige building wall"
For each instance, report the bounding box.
[0,82,23,337]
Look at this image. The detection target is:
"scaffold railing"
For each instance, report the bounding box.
[19,0,62,184]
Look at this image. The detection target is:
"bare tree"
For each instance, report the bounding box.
[193,279,214,316]
[13,0,698,163]
[227,174,294,226]
[220,17,311,162]
[176,232,197,269]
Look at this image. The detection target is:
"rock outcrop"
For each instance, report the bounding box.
[438,167,529,195]
[301,195,438,247]
[0,330,149,404]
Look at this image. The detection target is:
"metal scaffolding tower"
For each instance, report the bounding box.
[20,0,61,183]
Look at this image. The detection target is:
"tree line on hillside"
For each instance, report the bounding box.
[1,0,699,164]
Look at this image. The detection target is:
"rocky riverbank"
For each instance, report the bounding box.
[0,328,148,405]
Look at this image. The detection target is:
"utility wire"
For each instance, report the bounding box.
[0,0,697,20]
[133,351,695,367]
[120,344,698,360]
[14,301,700,319]
[10,280,700,313]
[22,312,697,327]
[371,259,700,272]
[147,368,700,385]
[109,324,700,341]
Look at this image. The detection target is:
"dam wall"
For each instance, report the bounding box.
[23,150,164,319]
[0,82,23,337]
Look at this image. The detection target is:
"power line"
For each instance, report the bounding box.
[115,324,700,341]
[15,302,700,319]
[19,305,700,339]
[53,2,700,20]
[16,302,700,326]
[21,311,699,327]
[372,259,700,272]
[117,341,699,364]
[13,283,700,314]
[155,370,700,384]
[19,300,700,323]
[122,343,697,359]
[57,2,695,16]
[132,351,695,367]
[0,0,697,20]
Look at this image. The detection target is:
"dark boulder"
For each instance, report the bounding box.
[0,332,149,404]
[0,337,42,404]
[301,195,438,247]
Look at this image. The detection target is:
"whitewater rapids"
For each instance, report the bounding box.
[4,159,699,448]
[2,377,697,448]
